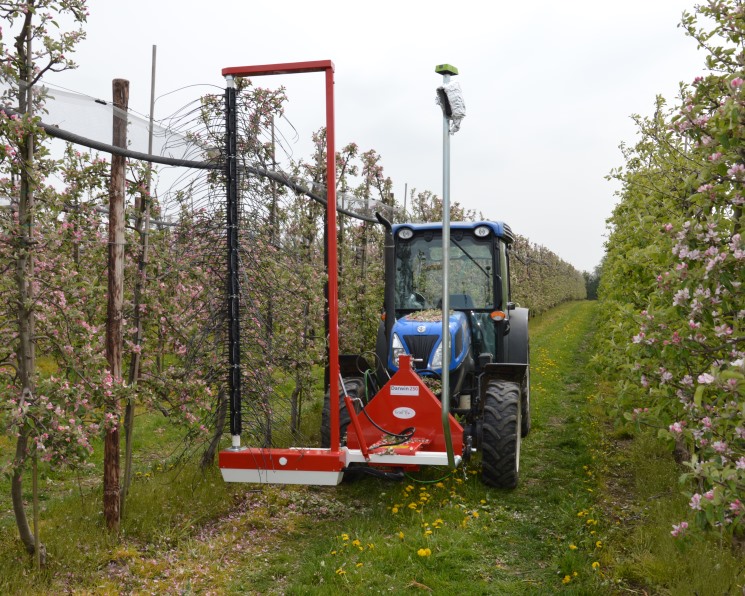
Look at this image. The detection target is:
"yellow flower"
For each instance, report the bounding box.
[352,539,361,547]
[472,511,480,518]
[562,575,571,584]
[331,550,337,555]
[592,561,600,570]
[480,499,486,504]
[408,502,418,510]
[435,482,445,488]
[335,568,346,575]
[405,485,414,492]
[341,533,349,541]
[569,544,578,550]
[417,547,432,557]
[367,543,375,550]
[424,530,433,536]
[392,507,399,514]
[356,563,363,568]
[595,541,603,549]
[398,531,405,540]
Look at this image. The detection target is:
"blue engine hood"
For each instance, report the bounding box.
[389,310,470,373]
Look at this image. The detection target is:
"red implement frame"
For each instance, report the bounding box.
[218,62,463,485]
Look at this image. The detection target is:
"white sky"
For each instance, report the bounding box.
[44,0,706,272]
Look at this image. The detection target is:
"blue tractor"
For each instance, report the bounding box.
[322,219,530,488]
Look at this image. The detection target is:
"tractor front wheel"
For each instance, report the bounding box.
[481,379,521,489]
[320,377,364,448]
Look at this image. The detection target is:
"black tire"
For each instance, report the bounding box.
[481,379,521,489]
[320,377,364,448]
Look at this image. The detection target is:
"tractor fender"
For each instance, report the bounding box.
[506,307,529,365]
[481,362,528,386]
[339,354,374,380]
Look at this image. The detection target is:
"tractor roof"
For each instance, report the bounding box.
[392,221,514,244]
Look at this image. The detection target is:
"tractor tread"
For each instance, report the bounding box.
[320,377,364,448]
[481,379,521,488]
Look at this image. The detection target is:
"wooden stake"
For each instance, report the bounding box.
[104,78,128,532]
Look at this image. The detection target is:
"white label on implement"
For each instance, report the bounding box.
[390,385,420,396]
[393,407,416,419]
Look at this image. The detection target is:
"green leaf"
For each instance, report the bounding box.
[694,385,705,408]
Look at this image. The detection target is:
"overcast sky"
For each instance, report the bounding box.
[44,0,706,272]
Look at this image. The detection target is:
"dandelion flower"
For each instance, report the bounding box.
[392,507,399,514]
[569,544,578,550]
[335,568,346,575]
[356,563,363,568]
[352,539,361,547]
[595,541,603,549]
[424,530,433,536]
[417,547,432,557]
[398,531,405,540]
[341,533,349,541]
[562,575,571,584]
[472,511,480,518]
[592,561,600,570]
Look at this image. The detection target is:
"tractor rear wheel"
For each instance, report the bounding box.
[320,377,364,448]
[481,379,521,489]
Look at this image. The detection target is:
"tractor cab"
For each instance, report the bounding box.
[382,221,515,399]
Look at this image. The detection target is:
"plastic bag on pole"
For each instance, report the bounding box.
[435,81,466,134]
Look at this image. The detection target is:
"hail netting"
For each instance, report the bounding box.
[1,75,385,449]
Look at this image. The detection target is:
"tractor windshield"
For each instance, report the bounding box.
[395,233,495,310]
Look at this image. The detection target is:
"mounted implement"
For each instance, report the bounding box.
[218,61,529,489]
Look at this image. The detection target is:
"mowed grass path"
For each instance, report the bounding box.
[223,301,608,595]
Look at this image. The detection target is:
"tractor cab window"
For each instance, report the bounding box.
[395,233,495,310]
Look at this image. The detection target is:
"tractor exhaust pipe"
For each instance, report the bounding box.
[376,212,395,344]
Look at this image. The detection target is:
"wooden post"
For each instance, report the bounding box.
[104,78,128,532]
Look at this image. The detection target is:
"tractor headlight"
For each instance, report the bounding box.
[392,333,406,367]
[431,341,443,369]
[474,225,490,238]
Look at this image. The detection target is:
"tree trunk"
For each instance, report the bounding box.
[200,389,228,470]
[121,184,152,516]
[11,30,44,563]
[103,79,128,533]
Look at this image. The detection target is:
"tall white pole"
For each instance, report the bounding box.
[436,64,459,468]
